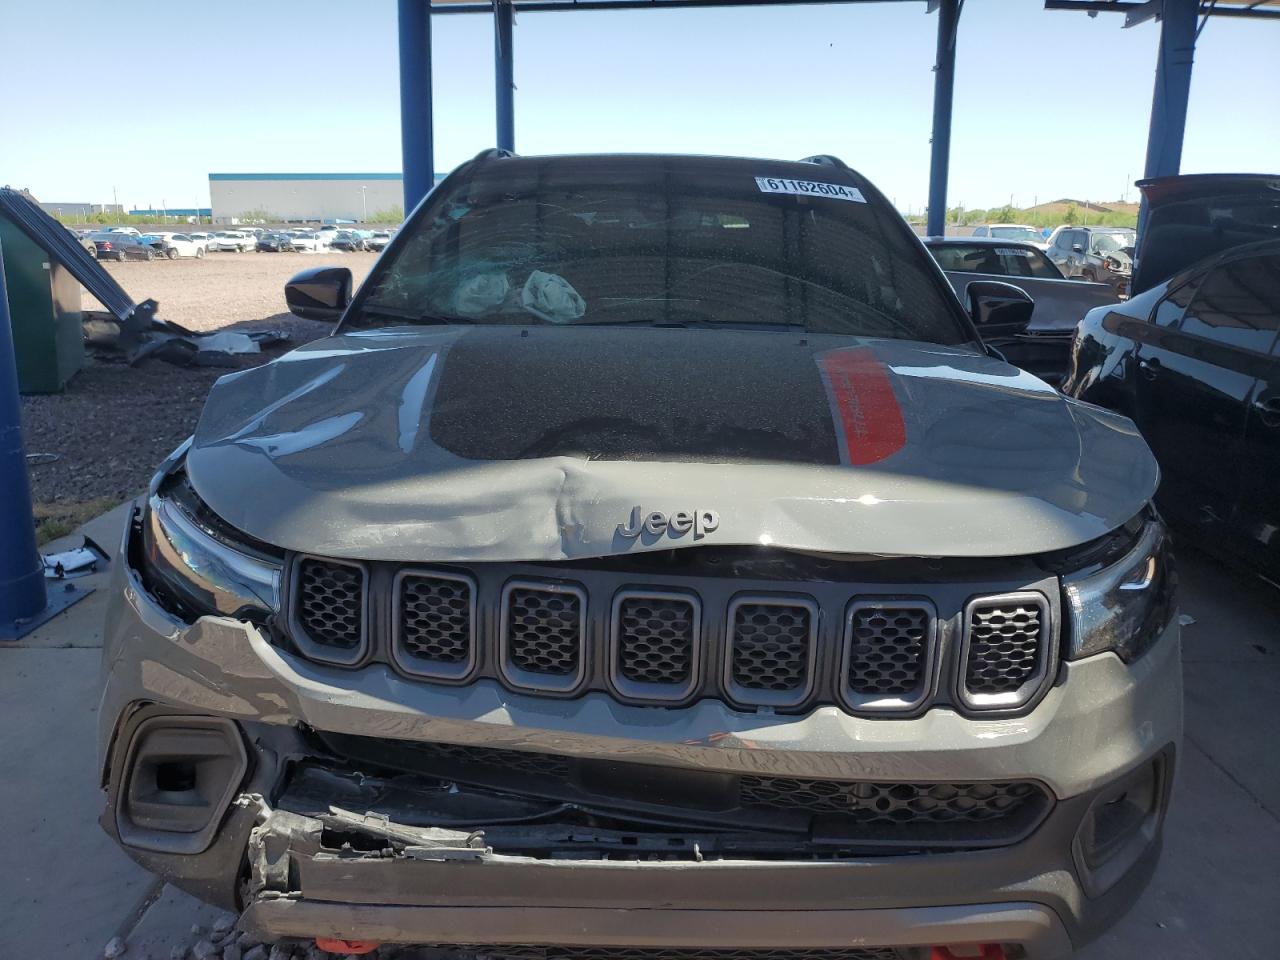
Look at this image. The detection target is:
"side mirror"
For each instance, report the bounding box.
[285,266,352,322]
[967,280,1034,339]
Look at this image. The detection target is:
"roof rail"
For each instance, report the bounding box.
[799,154,849,169]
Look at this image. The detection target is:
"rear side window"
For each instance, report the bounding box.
[1177,255,1280,354]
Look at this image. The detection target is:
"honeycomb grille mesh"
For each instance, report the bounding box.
[506,587,583,676]
[418,948,903,960]
[847,606,930,695]
[296,559,363,649]
[739,775,1041,824]
[617,595,696,685]
[730,602,811,691]
[965,601,1045,694]
[398,574,472,665]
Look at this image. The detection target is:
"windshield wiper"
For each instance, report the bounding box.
[359,306,474,326]
[576,318,795,330]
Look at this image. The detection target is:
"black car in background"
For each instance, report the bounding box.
[91,233,155,261]
[330,230,366,251]
[257,232,297,253]
[1065,174,1280,578]
[926,237,1119,385]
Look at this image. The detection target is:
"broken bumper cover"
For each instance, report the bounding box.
[99,540,1182,959]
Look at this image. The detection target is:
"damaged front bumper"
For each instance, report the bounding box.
[99,525,1181,960]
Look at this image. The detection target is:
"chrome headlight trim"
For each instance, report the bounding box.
[1063,520,1175,663]
[143,491,282,620]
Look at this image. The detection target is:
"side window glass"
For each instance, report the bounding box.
[1151,277,1199,328]
[1179,255,1280,354]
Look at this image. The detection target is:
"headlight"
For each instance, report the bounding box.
[1062,519,1176,663]
[140,476,282,621]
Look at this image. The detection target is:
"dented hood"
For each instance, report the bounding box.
[187,326,1158,561]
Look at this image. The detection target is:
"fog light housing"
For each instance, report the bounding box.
[116,716,248,855]
[1072,753,1170,896]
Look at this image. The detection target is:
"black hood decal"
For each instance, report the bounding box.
[428,326,843,465]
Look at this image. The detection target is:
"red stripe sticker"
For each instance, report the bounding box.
[817,347,906,465]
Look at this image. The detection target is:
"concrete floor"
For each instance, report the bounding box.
[2,502,1277,959]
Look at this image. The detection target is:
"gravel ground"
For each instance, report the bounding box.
[20,250,378,539]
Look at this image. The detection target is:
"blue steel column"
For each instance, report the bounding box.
[0,240,47,631]
[926,0,960,239]
[494,0,515,152]
[399,0,436,212]
[1138,0,1197,235]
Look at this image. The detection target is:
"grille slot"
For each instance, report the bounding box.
[393,570,477,680]
[500,581,587,692]
[961,592,1052,711]
[610,591,701,701]
[291,557,366,663]
[725,597,817,708]
[841,601,935,713]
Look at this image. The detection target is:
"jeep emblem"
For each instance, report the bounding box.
[617,506,720,541]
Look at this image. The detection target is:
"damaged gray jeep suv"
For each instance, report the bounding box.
[100,152,1181,960]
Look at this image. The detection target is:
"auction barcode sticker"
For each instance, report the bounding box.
[755,176,866,203]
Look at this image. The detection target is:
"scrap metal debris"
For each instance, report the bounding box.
[42,535,109,579]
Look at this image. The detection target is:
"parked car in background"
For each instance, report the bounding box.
[1046,226,1136,295]
[315,225,340,247]
[330,230,366,251]
[142,233,207,259]
[91,233,155,261]
[926,237,1119,385]
[367,230,392,251]
[73,228,98,258]
[189,232,214,247]
[106,226,142,237]
[256,232,297,253]
[970,223,1048,250]
[1065,173,1280,578]
[100,151,1180,960]
[209,231,255,252]
[290,231,322,252]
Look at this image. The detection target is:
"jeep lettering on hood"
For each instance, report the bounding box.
[185,325,1158,562]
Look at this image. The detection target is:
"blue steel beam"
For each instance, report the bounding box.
[495,0,516,152]
[0,240,48,632]
[399,0,437,212]
[926,0,960,238]
[1142,0,1197,180]
[1137,0,1197,236]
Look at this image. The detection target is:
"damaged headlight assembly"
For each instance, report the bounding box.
[1062,518,1176,664]
[139,468,283,622]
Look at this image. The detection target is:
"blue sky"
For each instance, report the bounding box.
[2,0,1276,213]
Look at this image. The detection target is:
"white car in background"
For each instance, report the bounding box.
[141,233,208,260]
[290,232,323,252]
[208,230,255,252]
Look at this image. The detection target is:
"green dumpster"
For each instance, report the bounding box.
[0,216,84,394]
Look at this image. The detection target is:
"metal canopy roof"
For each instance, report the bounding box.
[1043,0,1280,23]
[428,0,919,12]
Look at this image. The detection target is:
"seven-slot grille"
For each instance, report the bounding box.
[288,556,1053,715]
[961,593,1051,709]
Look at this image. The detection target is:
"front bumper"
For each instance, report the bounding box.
[99,524,1182,959]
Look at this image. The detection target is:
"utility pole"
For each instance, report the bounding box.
[361,185,368,223]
